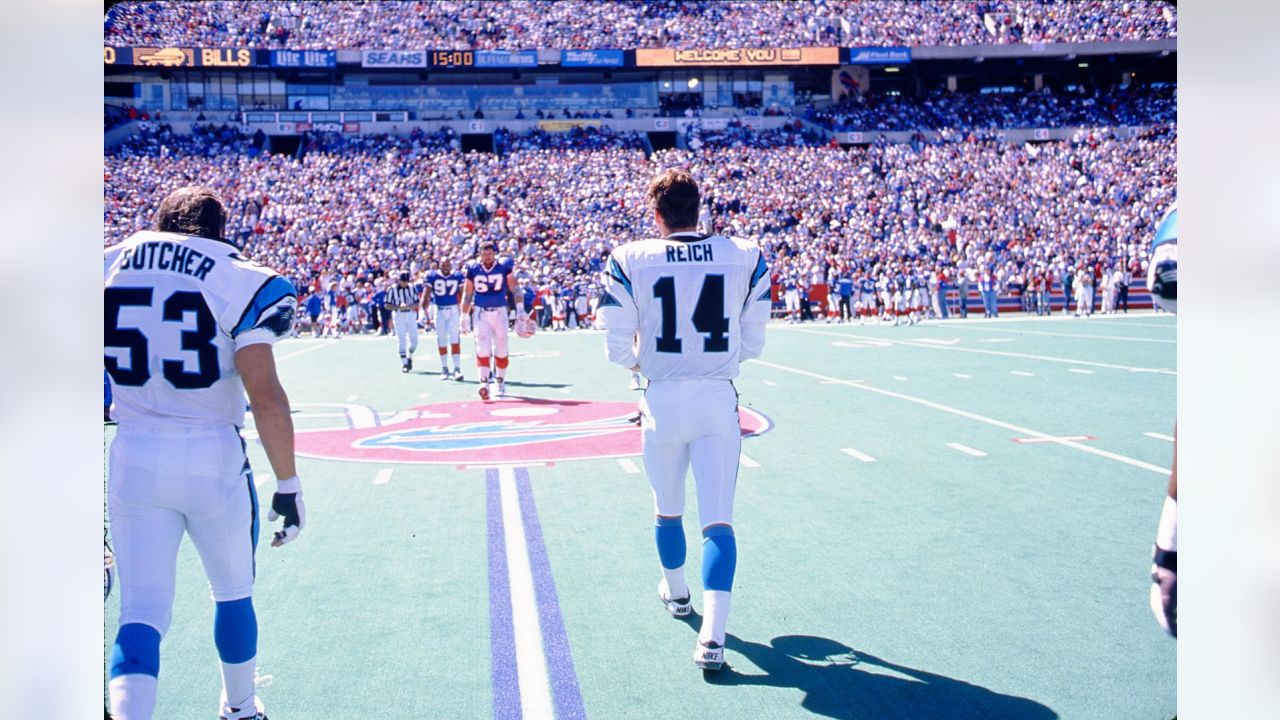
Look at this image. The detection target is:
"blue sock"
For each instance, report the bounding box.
[655,516,686,570]
[110,623,161,679]
[702,525,737,592]
[214,597,258,665]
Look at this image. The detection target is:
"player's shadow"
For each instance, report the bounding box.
[703,632,1058,720]
[497,380,572,390]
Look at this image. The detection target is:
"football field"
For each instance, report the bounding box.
[104,312,1177,720]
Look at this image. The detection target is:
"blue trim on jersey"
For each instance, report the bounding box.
[232,276,297,337]
[214,598,258,664]
[655,516,686,570]
[755,286,771,302]
[606,257,633,297]
[110,623,161,678]
[702,525,737,592]
[1153,207,1177,250]
[597,290,623,308]
[750,254,769,288]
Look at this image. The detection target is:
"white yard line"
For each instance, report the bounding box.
[840,448,877,463]
[739,454,761,468]
[780,326,1176,375]
[948,324,1176,344]
[1068,368,1095,375]
[373,468,393,485]
[947,442,987,457]
[1144,432,1176,442]
[1010,371,1036,377]
[748,359,1170,475]
[617,458,641,474]
[274,341,337,362]
[498,466,555,720]
[952,373,972,380]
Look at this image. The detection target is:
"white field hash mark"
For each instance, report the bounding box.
[947,442,988,457]
[497,466,556,720]
[748,359,1169,475]
[617,458,641,474]
[1145,432,1175,442]
[1010,371,1035,377]
[373,468,393,485]
[739,454,761,468]
[1068,368,1095,374]
[841,448,877,463]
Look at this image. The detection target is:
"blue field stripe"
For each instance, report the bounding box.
[486,470,521,719]
[515,468,587,720]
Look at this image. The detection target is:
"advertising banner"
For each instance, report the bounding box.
[361,50,427,68]
[474,50,538,68]
[844,47,912,64]
[635,47,839,67]
[105,46,264,67]
[560,49,625,67]
[539,120,602,131]
[271,50,337,68]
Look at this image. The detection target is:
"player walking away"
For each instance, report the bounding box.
[424,258,465,380]
[387,272,420,372]
[104,186,305,720]
[462,240,528,400]
[598,169,770,671]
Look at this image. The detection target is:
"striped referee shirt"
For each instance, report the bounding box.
[386,284,420,311]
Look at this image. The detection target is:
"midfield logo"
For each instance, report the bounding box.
[293,399,771,465]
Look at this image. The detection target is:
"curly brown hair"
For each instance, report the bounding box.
[155,186,227,240]
[647,168,700,231]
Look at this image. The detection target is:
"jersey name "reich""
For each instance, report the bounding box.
[665,243,714,263]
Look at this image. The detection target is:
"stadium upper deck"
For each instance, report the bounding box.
[105,1,1177,52]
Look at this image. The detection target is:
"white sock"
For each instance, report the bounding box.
[700,590,732,645]
[661,568,689,600]
[452,353,461,371]
[109,674,158,720]
[496,367,506,381]
[220,657,256,717]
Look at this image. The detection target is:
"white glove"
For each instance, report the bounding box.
[460,311,472,334]
[268,476,306,547]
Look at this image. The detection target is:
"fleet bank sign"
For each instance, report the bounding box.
[104,46,264,67]
[844,47,912,64]
[635,46,839,67]
[561,49,625,67]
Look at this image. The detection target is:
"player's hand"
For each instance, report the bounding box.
[460,312,472,334]
[1149,550,1176,637]
[269,476,306,547]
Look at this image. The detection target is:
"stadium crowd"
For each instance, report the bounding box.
[807,84,1176,132]
[105,104,1175,330]
[104,1,1176,51]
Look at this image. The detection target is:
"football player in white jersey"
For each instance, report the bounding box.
[1148,204,1177,637]
[104,187,304,720]
[598,169,770,671]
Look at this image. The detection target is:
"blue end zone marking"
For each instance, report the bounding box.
[515,467,587,720]
[486,470,521,719]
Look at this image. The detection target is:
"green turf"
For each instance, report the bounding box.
[106,313,1176,719]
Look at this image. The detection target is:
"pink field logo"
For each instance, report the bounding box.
[294,399,772,465]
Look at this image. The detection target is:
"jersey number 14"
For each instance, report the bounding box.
[653,274,730,354]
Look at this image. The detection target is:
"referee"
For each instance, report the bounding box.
[387,272,421,372]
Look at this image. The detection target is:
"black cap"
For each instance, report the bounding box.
[398,272,410,282]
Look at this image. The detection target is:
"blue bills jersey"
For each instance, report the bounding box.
[425,269,465,307]
[465,257,515,309]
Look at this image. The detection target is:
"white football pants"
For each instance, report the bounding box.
[435,305,460,347]
[640,379,741,528]
[474,307,509,358]
[394,310,418,356]
[108,425,257,635]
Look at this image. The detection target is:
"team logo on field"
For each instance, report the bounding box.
[293,400,771,465]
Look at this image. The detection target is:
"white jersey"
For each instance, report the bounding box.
[599,232,770,380]
[104,230,297,428]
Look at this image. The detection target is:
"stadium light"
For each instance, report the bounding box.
[688,77,700,89]
[884,67,900,73]
[1078,62,1089,68]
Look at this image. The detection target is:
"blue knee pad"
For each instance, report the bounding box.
[655,516,686,570]
[214,597,258,665]
[110,623,160,678]
[702,525,737,592]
